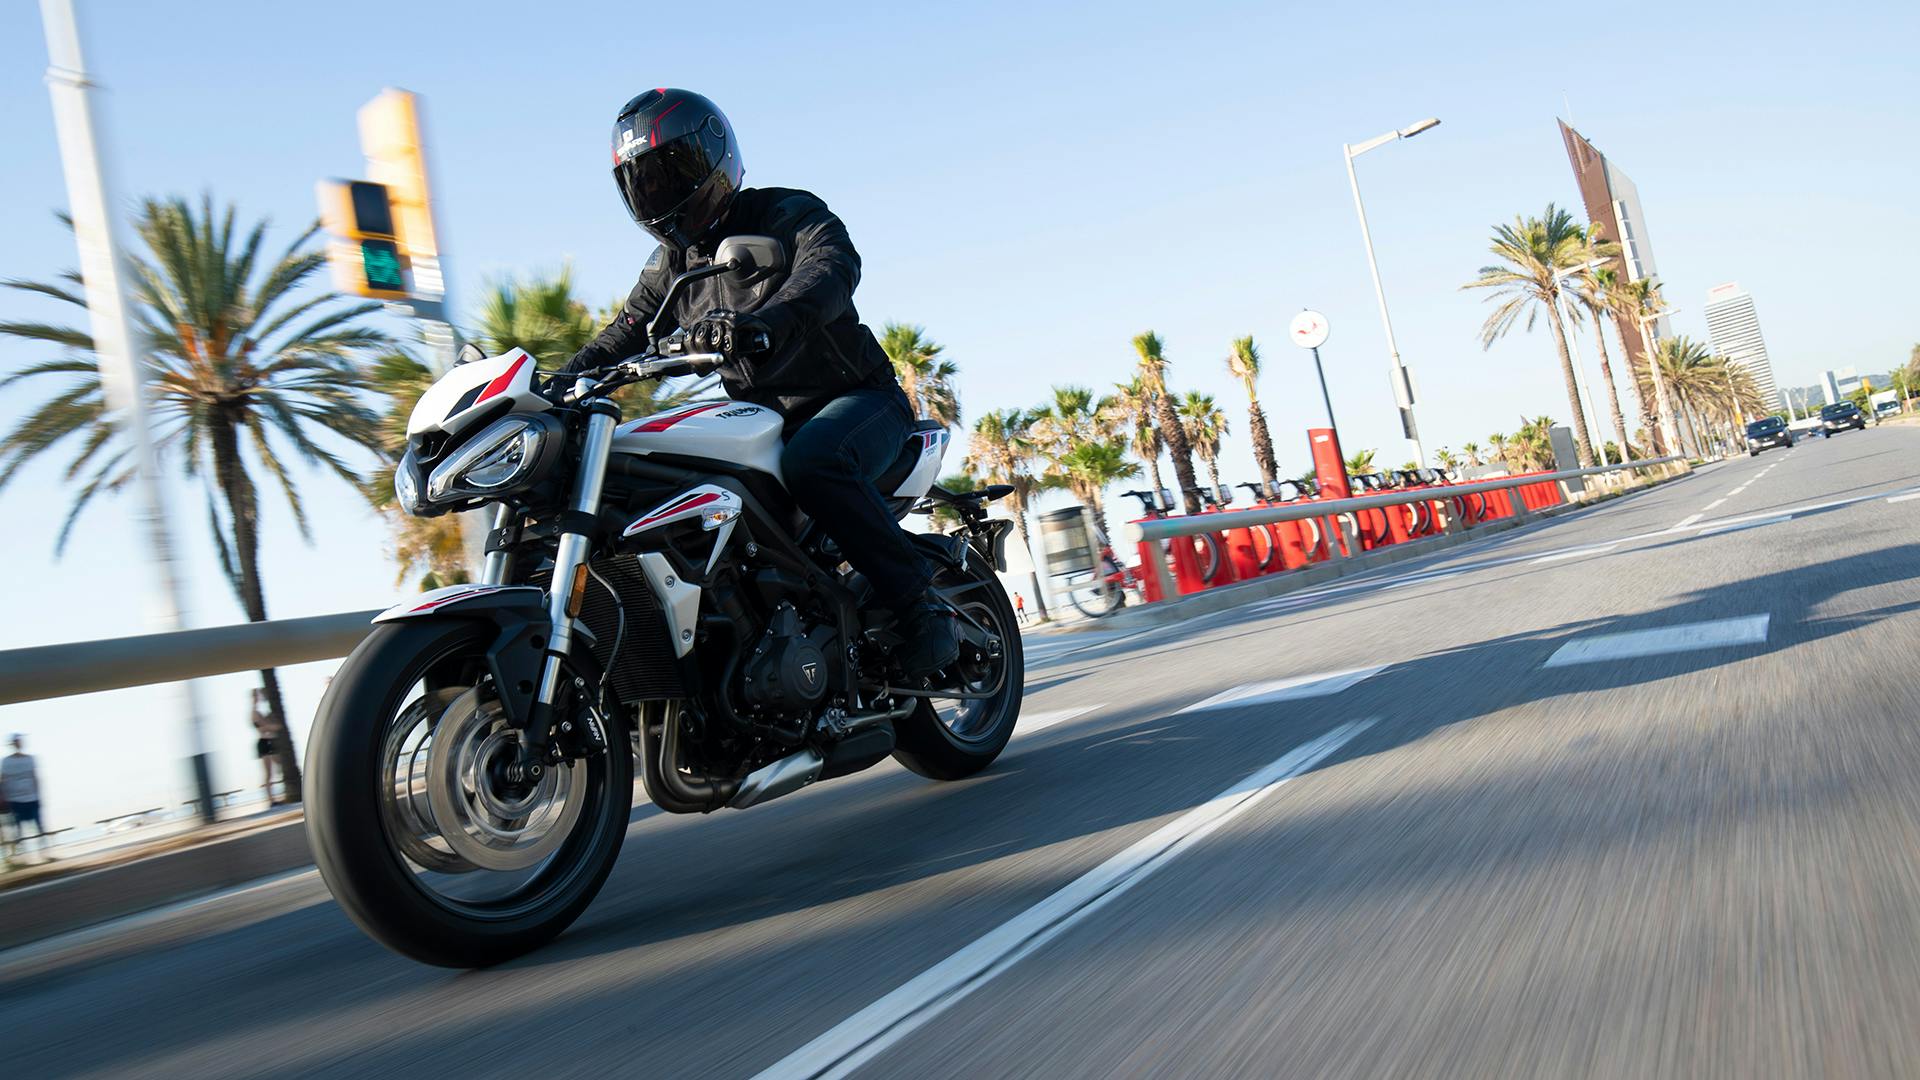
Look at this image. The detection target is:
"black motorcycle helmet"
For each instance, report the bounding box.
[611,89,743,250]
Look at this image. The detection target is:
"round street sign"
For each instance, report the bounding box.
[1289,310,1330,349]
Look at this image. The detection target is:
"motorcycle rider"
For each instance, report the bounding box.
[566,88,957,674]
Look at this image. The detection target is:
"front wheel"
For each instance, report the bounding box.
[895,556,1025,780]
[306,619,632,967]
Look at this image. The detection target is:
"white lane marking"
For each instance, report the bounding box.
[1016,705,1102,737]
[0,866,324,972]
[1544,615,1770,668]
[1671,513,1705,531]
[1888,492,1920,504]
[1530,543,1619,564]
[1697,514,1792,537]
[1177,667,1388,714]
[754,719,1378,1080]
[1703,498,1727,511]
[1729,484,1751,496]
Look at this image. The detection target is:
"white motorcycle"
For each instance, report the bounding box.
[307,236,1022,966]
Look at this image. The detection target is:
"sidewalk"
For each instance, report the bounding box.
[0,807,309,952]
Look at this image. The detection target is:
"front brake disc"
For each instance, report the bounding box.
[425,688,585,872]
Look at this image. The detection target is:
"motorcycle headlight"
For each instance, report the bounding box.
[427,415,561,504]
[394,455,422,515]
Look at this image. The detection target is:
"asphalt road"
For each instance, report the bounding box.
[6,426,1920,1079]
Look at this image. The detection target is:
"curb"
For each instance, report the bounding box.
[0,817,311,952]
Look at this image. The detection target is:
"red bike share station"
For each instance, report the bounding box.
[1040,427,1572,617]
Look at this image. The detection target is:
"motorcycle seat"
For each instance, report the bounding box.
[875,419,946,494]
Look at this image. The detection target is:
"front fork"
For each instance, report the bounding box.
[509,393,621,773]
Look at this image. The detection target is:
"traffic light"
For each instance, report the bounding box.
[317,179,410,300]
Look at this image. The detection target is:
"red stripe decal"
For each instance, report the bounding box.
[407,587,501,613]
[628,491,721,532]
[650,100,684,148]
[632,402,729,433]
[474,355,528,406]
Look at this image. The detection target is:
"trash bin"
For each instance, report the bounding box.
[1038,506,1099,578]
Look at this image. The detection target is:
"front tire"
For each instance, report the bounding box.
[307,619,632,967]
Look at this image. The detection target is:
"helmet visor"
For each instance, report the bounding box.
[614,133,717,224]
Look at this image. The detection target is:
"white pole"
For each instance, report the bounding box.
[40,0,217,821]
[1344,145,1427,467]
[1559,296,1606,460]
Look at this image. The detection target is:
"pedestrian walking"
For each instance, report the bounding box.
[2,734,47,862]
[1014,593,1028,625]
[251,689,286,806]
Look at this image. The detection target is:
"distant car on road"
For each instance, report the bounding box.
[1745,415,1792,455]
[1821,401,1867,434]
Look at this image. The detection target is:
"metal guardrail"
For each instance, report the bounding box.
[1125,456,1687,599]
[0,609,380,706]
[0,457,1687,708]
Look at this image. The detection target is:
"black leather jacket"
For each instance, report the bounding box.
[567,187,895,426]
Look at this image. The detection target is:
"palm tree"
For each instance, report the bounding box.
[0,197,394,801]
[1462,204,1598,467]
[1102,376,1165,500]
[1177,390,1229,497]
[1461,441,1482,467]
[475,267,598,364]
[1570,254,1633,462]
[1131,331,1203,514]
[1028,384,1116,461]
[1646,336,1720,456]
[1435,447,1459,470]
[1486,432,1510,471]
[1225,335,1280,498]
[880,322,959,428]
[1345,448,1377,475]
[1054,438,1139,539]
[1509,416,1556,470]
[965,408,1056,621]
[1619,276,1681,455]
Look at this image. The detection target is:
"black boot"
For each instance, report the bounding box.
[893,596,959,676]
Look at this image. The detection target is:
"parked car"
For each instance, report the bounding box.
[1821,401,1867,434]
[1745,415,1792,455]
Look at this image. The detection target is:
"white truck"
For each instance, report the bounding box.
[1870,388,1900,420]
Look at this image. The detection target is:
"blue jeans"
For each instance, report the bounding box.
[781,387,931,606]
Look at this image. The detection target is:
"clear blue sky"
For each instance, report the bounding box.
[2,0,1915,823]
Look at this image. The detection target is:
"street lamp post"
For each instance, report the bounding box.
[1344,117,1439,467]
[1554,260,1609,462]
[1637,301,1684,455]
[39,0,217,821]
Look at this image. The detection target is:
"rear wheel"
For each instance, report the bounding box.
[307,619,632,967]
[896,556,1024,780]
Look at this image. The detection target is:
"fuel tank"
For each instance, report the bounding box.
[609,401,785,484]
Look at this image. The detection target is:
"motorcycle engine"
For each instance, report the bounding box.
[739,602,836,713]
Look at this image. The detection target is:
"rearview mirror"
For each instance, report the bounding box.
[455,342,487,366]
[715,234,786,283]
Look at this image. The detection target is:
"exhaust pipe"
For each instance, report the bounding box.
[637,703,737,813]
[728,749,825,809]
[728,725,898,809]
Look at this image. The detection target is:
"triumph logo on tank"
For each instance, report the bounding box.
[719,406,763,418]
